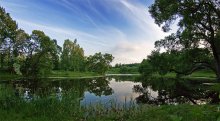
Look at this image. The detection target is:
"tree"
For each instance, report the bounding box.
[0,7,18,71]
[149,0,220,80]
[86,52,114,74]
[51,39,62,70]
[60,39,85,71]
[140,48,213,77]
[20,30,60,77]
[63,39,85,71]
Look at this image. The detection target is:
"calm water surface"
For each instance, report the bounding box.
[0,76,145,106]
[0,76,219,106]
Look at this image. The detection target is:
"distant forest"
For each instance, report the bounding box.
[108,63,140,74]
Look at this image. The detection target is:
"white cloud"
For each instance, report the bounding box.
[109,40,154,65]
[99,0,171,64]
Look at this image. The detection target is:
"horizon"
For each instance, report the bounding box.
[0,0,174,65]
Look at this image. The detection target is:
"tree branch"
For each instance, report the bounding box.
[170,62,217,76]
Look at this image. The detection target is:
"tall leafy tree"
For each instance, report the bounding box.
[149,0,220,80]
[61,39,85,71]
[51,39,62,70]
[21,30,60,77]
[0,7,18,71]
[86,52,114,74]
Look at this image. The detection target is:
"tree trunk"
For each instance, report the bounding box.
[0,54,3,69]
[215,58,220,81]
[211,38,220,81]
[215,39,220,81]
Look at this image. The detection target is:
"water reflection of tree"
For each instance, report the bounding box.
[133,77,220,105]
[11,79,87,100]
[10,77,113,100]
[87,77,113,96]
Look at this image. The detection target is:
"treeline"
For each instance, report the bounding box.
[0,7,113,77]
[108,63,140,74]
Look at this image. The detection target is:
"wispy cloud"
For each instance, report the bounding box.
[1,0,172,64]
[97,0,170,64]
[16,19,109,48]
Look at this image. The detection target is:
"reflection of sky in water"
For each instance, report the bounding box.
[8,77,159,105]
[2,76,214,105]
[81,79,142,106]
[147,87,158,99]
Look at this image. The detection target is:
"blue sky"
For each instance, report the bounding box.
[0,0,172,64]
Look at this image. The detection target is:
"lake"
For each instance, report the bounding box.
[0,76,219,107]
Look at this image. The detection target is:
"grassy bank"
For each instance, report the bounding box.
[150,70,217,81]
[108,69,216,78]
[0,69,217,80]
[0,98,220,121]
[0,70,101,80]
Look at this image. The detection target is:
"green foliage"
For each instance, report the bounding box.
[149,0,220,79]
[87,52,114,74]
[19,30,60,77]
[140,48,214,77]
[0,6,117,77]
[61,39,85,71]
[13,63,21,75]
[0,6,116,77]
[139,59,153,76]
[119,64,139,74]
[0,7,18,71]
[108,63,140,74]
[49,70,100,78]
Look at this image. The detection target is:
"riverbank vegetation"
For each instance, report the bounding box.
[0,100,219,121]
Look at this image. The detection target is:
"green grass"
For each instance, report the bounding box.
[0,70,101,80]
[188,70,216,78]
[108,68,217,80]
[150,70,217,81]
[0,98,220,121]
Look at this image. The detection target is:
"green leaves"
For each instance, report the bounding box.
[148,0,220,78]
[60,39,85,71]
[86,52,114,74]
[20,30,61,77]
[140,48,213,76]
